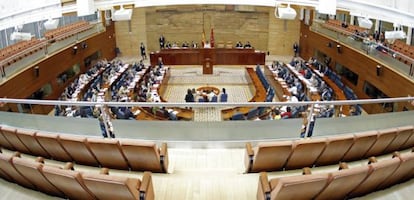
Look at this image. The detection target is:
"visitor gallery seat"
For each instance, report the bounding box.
[120,139,169,173]
[347,156,401,198]
[314,164,373,200]
[82,171,154,200]
[257,171,329,200]
[86,137,129,170]
[245,141,293,172]
[342,130,377,162]
[0,152,36,190]
[42,164,97,199]
[314,134,354,166]
[15,129,49,158]
[58,134,100,166]
[1,126,31,154]
[284,138,327,170]
[12,156,64,197]
[35,131,73,162]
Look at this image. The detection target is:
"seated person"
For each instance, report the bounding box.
[185,89,195,102]
[281,107,292,119]
[244,41,252,48]
[204,41,211,48]
[235,41,243,48]
[206,90,216,102]
[272,109,282,120]
[118,106,135,119]
[167,109,178,120]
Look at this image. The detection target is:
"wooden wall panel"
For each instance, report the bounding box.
[299,17,414,113]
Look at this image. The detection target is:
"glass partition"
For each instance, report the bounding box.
[0,97,413,147]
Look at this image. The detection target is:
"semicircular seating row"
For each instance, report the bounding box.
[0,126,168,173]
[0,150,154,200]
[44,20,92,41]
[258,149,414,200]
[0,38,46,67]
[246,125,414,172]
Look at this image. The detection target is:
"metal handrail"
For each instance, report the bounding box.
[1,96,413,108]
[0,22,101,79]
[0,40,48,66]
[314,20,414,67]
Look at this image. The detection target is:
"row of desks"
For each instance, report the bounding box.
[221,67,267,120]
[307,63,350,115]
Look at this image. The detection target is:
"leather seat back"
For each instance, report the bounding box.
[42,165,96,199]
[58,134,99,166]
[86,138,129,170]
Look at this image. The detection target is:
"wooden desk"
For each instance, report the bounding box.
[221,67,267,120]
[134,67,194,121]
[307,64,350,115]
[150,48,266,67]
[264,65,291,101]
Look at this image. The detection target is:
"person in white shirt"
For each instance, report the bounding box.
[206,90,215,102]
[204,41,211,48]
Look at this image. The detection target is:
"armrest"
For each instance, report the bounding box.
[257,172,271,200]
[100,167,109,175]
[35,157,45,163]
[339,162,349,170]
[159,143,169,173]
[139,171,154,200]
[368,157,378,164]
[302,167,312,175]
[244,142,254,173]
[392,151,401,159]
[63,162,74,170]
[12,151,21,157]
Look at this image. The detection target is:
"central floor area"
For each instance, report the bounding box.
[163,66,254,121]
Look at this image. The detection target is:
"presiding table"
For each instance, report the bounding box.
[150,48,266,74]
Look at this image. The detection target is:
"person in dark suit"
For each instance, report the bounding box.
[235,41,243,48]
[244,41,252,48]
[185,89,195,103]
[159,35,165,49]
[293,42,299,57]
[140,42,147,60]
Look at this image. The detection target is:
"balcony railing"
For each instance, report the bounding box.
[0,22,105,83]
[310,20,414,80]
[0,96,413,146]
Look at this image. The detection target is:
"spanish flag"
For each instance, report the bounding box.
[210,28,215,48]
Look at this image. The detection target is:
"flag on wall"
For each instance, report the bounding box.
[201,30,206,47]
[210,28,215,48]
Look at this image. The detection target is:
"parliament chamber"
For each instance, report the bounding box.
[1,1,414,200]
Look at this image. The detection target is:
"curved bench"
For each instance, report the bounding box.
[258,150,414,200]
[245,125,414,172]
[0,150,154,200]
[0,126,169,173]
